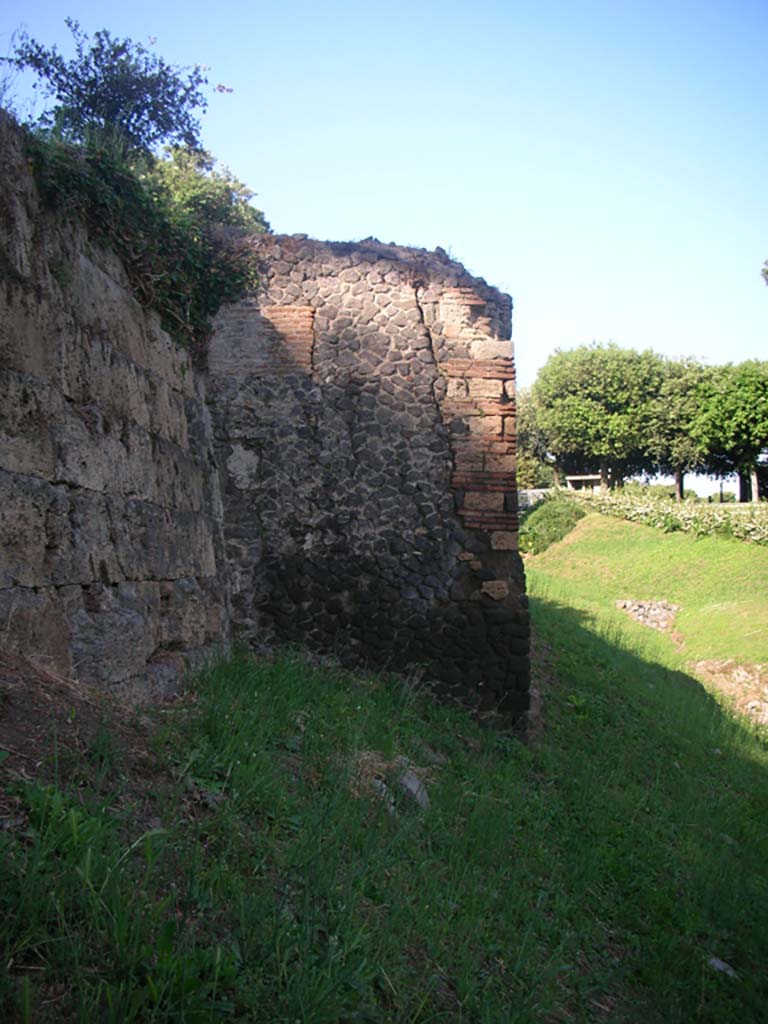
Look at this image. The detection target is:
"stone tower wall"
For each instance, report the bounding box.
[209,235,530,715]
[0,108,529,717]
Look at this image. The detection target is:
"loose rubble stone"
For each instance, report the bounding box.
[708,957,738,979]
[395,767,430,809]
[616,599,680,631]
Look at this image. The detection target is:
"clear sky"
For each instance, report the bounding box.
[2,0,766,388]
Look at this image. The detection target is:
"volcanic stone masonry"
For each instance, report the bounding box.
[0,108,529,718]
[209,235,530,715]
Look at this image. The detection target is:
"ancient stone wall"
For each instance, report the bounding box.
[210,236,529,715]
[0,109,529,716]
[0,113,229,697]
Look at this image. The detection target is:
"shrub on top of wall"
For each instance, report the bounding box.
[26,132,268,351]
[5,21,270,351]
[575,491,768,545]
[519,492,586,555]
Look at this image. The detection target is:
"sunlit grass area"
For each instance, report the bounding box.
[527,513,768,666]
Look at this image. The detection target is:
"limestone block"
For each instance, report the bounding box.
[468,338,513,361]
[468,378,504,399]
[57,332,190,446]
[69,581,159,685]
[106,498,218,580]
[481,580,510,600]
[491,531,518,550]
[0,471,53,587]
[464,491,504,511]
[48,408,207,512]
[0,466,219,591]
[52,410,149,498]
[445,378,469,399]
[4,472,127,588]
[0,586,72,675]
[151,439,209,513]
[156,576,226,649]
[0,290,66,380]
[485,453,516,473]
[467,415,503,436]
[49,488,120,585]
[73,254,194,396]
[0,368,59,477]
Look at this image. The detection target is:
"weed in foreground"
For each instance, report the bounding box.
[1,636,767,1021]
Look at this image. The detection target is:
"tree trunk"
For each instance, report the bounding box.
[751,465,760,504]
[741,471,753,503]
[674,469,684,503]
[600,460,610,491]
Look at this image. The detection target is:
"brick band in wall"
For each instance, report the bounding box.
[209,235,530,724]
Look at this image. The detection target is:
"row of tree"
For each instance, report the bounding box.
[518,345,768,502]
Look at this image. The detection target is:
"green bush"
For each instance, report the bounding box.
[7,21,269,351]
[519,493,586,554]
[575,491,768,545]
[27,131,268,350]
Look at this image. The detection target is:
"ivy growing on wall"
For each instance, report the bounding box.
[27,135,269,351]
[5,19,269,351]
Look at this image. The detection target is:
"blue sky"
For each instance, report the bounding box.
[2,0,766,388]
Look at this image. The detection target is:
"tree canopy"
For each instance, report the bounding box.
[645,358,709,500]
[7,18,209,153]
[532,343,664,488]
[691,361,768,502]
[525,343,767,502]
[515,389,555,489]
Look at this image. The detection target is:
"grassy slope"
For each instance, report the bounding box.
[526,513,768,666]
[1,517,767,1021]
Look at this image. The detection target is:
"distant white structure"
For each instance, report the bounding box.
[565,474,603,492]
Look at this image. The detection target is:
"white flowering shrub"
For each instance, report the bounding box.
[574,492,768,546]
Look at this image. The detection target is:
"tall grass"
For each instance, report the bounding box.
[2,603,768,1020]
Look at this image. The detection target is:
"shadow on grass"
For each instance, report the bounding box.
[523,593,768,1019]
[528,590,768,782]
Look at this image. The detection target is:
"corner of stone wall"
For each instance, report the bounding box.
[424,287,529,715]
[209,234,530,724]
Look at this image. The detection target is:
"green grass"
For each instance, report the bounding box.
[519,493,586,555]
[2,519,768,1021]
[527,512,768,665]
